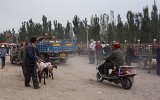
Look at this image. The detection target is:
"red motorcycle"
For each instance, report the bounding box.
[96,65,136,90]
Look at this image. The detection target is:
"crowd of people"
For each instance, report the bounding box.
[88,39,112,65]
[86,39,160,76]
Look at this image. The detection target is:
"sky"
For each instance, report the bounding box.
[0,0,160,33]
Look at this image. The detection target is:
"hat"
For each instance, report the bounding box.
[1,45,5,48]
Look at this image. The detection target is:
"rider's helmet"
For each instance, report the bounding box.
[113,42,120,49]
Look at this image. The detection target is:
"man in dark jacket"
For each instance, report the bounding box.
[98,42,124,76]
[156,46,160,75]
[103,44,112,57]
[125,45,134,66]
[24,37,40,89]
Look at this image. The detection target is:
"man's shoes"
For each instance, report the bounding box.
[25,84,31,87]
[34,86,40,89]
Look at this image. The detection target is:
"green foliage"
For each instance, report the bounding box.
[151,2,159,42]
[90,15,100,41]
[72,15,80,42]
[0,33,5,42]
[141,6,151,43]
[65,21,72,39]
[116,14,123,42]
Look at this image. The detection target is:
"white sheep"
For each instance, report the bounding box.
[36,61,48,85]
[45,62,57,79]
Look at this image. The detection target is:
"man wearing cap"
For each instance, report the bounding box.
[0,45,7,69]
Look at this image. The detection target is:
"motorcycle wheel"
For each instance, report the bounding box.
[121,77,132,90]
[96,72,104,82]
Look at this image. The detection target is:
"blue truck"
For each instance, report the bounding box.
[36,36,77,64]
[62,39,78,54]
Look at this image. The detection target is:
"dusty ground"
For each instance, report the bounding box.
[0,55,160,100]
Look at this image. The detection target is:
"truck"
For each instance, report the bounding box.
[62,39,78,54]
[36,36,78,64]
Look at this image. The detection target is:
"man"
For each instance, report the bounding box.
[156,46,160,75]
[24,37,40,89]
[88,39,96,64]
[19,42,28,78]
[125,45,134,66]
[95,41,103,65]
[98,42,124,76]
[103,44,112,57]
[0,45,7,69]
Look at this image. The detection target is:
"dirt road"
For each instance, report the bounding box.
[0,55,160,100]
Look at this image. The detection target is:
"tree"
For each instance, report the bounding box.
[0,33,5,42]
[107,23,114,43]
[72,15,80,42]
[79,21,86,42]
[100,13,109,43]
[53,20,64,38]
[141,6,151,43]
[48,20,52,35]
[90,15,100,41]
[34,23,43,36]
[127,11,135,43]
[151,1,159,41]
[18,21,27,42]
[57,23,64,39]
[134,13,141,42]
[11,28,16,43]
[42,15,48,35]
[116,14,123,43]
[26,19,35,40]
[65,21,72,39]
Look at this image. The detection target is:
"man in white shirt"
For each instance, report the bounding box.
[88,39,96,64]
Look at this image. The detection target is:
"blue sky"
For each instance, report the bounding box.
[0,0,160,33]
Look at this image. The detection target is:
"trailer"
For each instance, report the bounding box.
[36,36,68,64]
[133,44,158,73]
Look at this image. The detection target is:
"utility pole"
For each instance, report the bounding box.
[86,26,89,48]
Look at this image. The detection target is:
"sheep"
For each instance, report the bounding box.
[36,61,48,85]
[45,62,57,79]
[148,59,157,73]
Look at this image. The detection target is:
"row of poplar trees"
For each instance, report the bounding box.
[0,2,160,44]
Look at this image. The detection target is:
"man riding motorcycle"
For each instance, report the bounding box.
[98,42,124,77]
